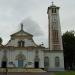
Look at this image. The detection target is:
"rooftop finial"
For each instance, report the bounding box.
[52,1,54,5]
[21,23,23,30]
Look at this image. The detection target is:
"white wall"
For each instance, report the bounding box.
[7,38,37,47]
[0,50,4,67]
[44,51,64,71]
[1,48,44,68]
[38,50,44,68]
[6,49,35,68]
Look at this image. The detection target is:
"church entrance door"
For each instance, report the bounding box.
[34,61,39,68]
[1,61,7,68]
[18,60,24,68]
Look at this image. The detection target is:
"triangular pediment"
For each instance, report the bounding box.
[11,30,33,37]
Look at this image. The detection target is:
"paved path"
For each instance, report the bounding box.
[0,72,54,75]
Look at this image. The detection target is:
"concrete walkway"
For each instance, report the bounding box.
[0,72,55,75]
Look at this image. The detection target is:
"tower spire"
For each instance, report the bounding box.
[21,23,23,30]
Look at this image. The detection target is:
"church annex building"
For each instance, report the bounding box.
[0,4,64,71]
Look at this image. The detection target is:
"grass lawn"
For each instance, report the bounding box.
[55,71,75,75]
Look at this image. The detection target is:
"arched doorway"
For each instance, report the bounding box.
[1,61,7,68]
[34,61,39,68]
[18,60,24,68]
[1,55,7,68]
[34,57,39,68]
[16,52,26,68]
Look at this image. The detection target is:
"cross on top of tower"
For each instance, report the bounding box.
[21,23,23,30]
[51,1,54,6]
[52,1,53,4]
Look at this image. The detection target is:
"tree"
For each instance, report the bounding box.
[62,31,75,70]
[0,37,2,45]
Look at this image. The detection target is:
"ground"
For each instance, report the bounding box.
[0,71,75,75]
[0,72,54,75]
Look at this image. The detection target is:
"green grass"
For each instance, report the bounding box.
[55,71,75,75]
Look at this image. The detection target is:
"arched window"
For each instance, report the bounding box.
[18,40,25,47]
[52,8,56,13]
[44,56,49,67]
[55,57,60,67]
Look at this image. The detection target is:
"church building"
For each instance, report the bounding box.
[0,3,64,71]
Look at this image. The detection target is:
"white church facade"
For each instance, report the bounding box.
[0,4,64,71]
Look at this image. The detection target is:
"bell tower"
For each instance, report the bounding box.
[47,3,63,50]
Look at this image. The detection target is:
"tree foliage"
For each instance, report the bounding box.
[62,31,75,70]
[0,37,2,44]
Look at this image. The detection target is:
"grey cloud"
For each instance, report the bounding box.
[0,0,39,13]
[33,36,48,47]
[21,18,44,36]
[0,0,40,24]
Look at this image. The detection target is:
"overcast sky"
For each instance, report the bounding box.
[0,0,75,47]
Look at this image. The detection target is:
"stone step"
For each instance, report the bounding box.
[0,68,46,72]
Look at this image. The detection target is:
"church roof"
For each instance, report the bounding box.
[11,29,33,37]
